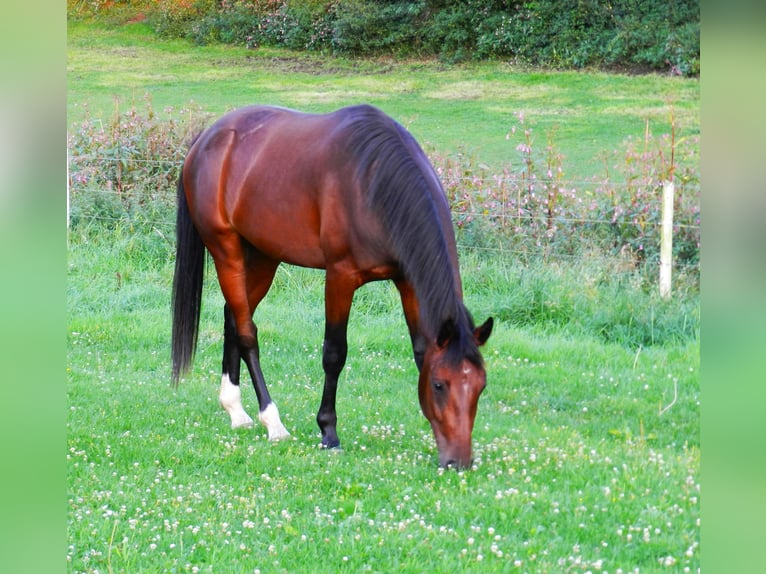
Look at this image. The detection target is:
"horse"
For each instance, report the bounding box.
[171,103,493,468]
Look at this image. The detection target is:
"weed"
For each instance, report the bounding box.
[68,96,210,232]
[433,112,699,290]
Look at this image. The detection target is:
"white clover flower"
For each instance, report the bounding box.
[661,556,677,567]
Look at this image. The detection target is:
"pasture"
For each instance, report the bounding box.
[67,21,699,177]
[67,22,700,573]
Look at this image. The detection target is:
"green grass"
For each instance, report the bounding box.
[67,22,699,573]
[67,226,699,573]
[67,21,699,178]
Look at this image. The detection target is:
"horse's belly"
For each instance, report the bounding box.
[238,221,326,269]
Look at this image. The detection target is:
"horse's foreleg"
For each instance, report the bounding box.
[317,272,356,449]
[395,278,425,372]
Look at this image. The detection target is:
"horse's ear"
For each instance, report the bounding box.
[436,318,457,349]
[474,317,493,346]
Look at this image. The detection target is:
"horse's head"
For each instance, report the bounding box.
[419,317,493,469]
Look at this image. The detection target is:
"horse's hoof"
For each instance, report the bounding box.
[231,417,254,430]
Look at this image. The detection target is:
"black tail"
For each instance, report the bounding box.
[171,172,205,384]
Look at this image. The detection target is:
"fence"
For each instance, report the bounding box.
[67,154,700,295]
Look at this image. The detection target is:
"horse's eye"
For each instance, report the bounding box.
[433,380,446,393]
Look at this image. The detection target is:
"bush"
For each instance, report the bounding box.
[331,0,424,56]
[589,128,701,269]
[108,0,699,75]
[147,0,216,39]
[188,1,260,46]
[606,0,700,75]
[172,1,337,52]
[67,97,210,232]
[68,104,700,285]
[431,111,700,287]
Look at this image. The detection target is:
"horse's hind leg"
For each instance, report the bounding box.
[213,243,289,440]
[219,304,253,429]
[244,256,290,440]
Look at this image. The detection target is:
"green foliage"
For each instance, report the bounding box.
[485,0,616,67]
[134,0,700,75]
[433,112,700,284]
[67,0,155,24]
[419,1,503,63]
[147,0,215,39]
[331,0,425,56]
[72,0,699,75]
[67,97,210,232]
[589,127,701,270]
[604,0,700,75]
[189,1,262,46]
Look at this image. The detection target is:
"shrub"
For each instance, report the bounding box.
[67,97,210,232]
[109,0,699,75]
[68,104,699,291]
[589,127,700,270]
[179,1,336,52]
[331,0,424,56]
[606,0,700,75]
[147,0,217,39]
[431,111,700,288]
[188,1,260,46]
[67,0,155,24]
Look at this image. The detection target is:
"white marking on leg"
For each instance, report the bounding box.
[219,374,254,429]
[258,402,290,441]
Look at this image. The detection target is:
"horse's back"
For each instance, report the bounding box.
[183,105,395,273]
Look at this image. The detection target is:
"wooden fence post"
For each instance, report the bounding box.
[659,180,675,299]
[66,150,70,230]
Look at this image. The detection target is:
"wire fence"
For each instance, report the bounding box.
[67,153,701,274]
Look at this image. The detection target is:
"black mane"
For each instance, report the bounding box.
[338,104,481,365]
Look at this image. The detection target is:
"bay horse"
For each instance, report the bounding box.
[171,104,492,468]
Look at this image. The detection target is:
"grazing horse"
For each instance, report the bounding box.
[171,104,493,468]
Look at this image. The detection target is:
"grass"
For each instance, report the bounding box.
[67,225,699,573]
[67,21,699,178]
[67,21,699,574]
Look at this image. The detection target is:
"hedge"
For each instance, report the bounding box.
[125,0,699,75]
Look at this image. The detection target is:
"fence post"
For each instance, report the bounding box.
[66,149,70,231]
[659,180,675,299]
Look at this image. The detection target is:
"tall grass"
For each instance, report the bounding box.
[435,112,700,274]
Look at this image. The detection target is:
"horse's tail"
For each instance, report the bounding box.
[171,170,205,385]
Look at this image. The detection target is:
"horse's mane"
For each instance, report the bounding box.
[338,104,481,365]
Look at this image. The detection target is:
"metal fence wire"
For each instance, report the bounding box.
[67,154,700,272]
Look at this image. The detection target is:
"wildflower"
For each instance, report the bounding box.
[661,556,677,567]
